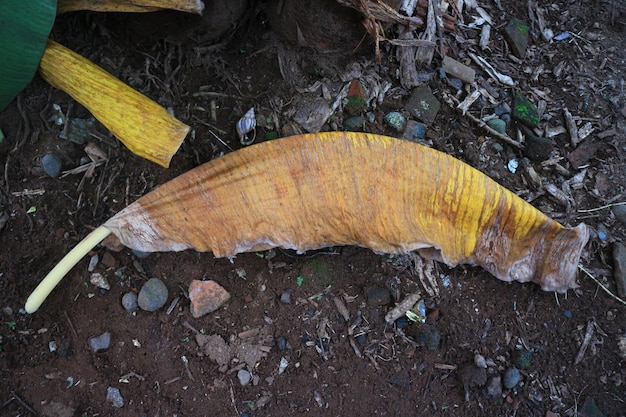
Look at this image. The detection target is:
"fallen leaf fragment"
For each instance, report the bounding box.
[38,40,189,167]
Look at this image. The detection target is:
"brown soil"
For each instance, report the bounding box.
[1,1,625,416]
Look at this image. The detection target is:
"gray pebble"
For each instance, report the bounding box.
[344,115,365,131]
[237,369,251,386]
[402,120,427,142]
[106,386,124,408]
[138,278,168,312]
[612,204,626,226]
[487,118,507,134]
[384,111,406,132]
[121,292,138,313]
[280,289,293,304]
[485,376,503,398]
[89,332,111,353]
[503,367,522,389]
[42,153,62,178]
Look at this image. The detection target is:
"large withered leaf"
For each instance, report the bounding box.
[26,132,589,313]
[105,132,588,292]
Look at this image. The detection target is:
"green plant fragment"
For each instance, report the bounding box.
[0,0,57,111]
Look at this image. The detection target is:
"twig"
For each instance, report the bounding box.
[578,265,626,307]
[181,355,195,381]
[11,189,46,197]
[0,392,39,416]
[574,320,595,364]
[577,201,625,213]
[64,310,78,338]
[229,385,239,416]
[442,93,523,148]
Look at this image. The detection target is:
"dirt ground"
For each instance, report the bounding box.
[1,1,626,416]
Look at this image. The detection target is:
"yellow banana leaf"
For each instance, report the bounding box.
[57,0,204,14]
[25,132,590,313]
[38,39,189,167]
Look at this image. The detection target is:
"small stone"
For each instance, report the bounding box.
[581,397,607,417]
[366,287,391,306]
[485,376,503,399]
[442,56,475,84]
[523,134,553,161]
[106,386,124,408]
[388,368,411,389]
[280,289,293,304]
[237,369,251,386]
[503,367,522,389]
[612,243,626,299]
[512,92,539,128]
[88,254,99,272]
[188,280,231,318]
[612,204,626,227]
[384,111,406,132]
[415,324,441,350]
[487,118,506,134]
[344,115,365,131]
[42,153,62,178]
[474,354,487,369]
[90,273,110,290]
[59,118,96,145]
[89,332,111,353]
[563,309,572,319]
[277,336,287,351]
[395,316,409,329]
[504,18,529,58]
[494,103,511,116]
[597,224,610,242]
[446,77,463,91]
[121,292,138,313]
[101,252,117,268]
[402,120,427,142]
[492,143,504,153]
[406,86,441,125]
[513,349,532,369]
[344,79,367,114]
[138,278,169,312]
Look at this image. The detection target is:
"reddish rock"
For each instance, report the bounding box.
[189,280,231,318]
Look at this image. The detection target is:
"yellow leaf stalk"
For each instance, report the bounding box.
[56,0,204,14]
[38,39,190,167]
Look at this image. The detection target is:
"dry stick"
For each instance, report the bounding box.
[25,226,112,313]
[574,320,595,364]
[442,93,523,149]
[578,265,626,307]
[577,201,626,213]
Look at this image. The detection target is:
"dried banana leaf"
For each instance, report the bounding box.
[38,40,189,167]
[57,0,204,14]
[25,132,589,313]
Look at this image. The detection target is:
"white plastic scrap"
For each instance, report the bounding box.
[278,357,289,374]
[507,158,519,174]
[469,53,516,86]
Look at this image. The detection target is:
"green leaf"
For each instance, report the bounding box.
[0,0,57,111]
